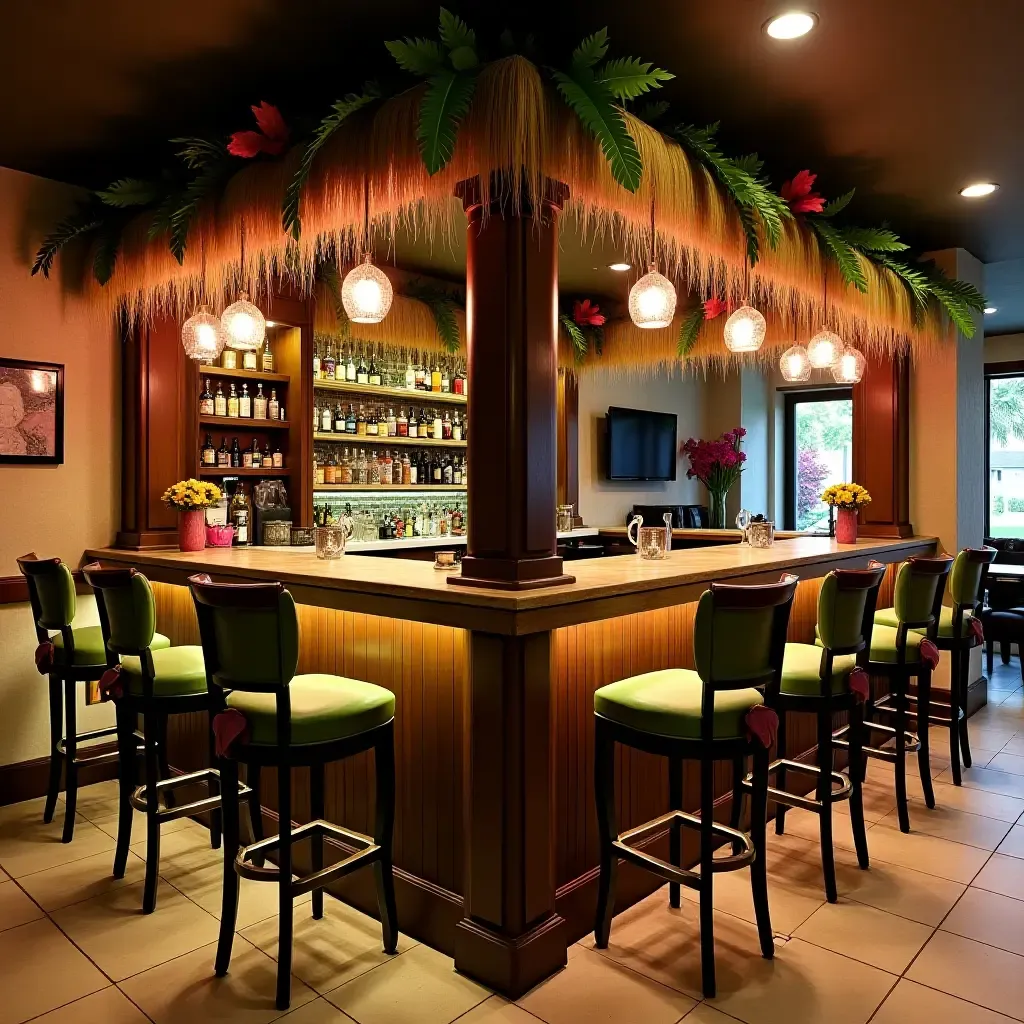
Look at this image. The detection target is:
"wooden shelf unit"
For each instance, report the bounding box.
[199,466,290,478]
[313,379,467,406]
[313,483,467,492]
[313,433,466,449]
[198,365,291,383]
[201,415,291,430]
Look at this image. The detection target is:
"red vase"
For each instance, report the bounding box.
[178,509,206,552]
[835,507,858,544]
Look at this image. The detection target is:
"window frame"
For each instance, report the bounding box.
[782,385,853,532]
[984,360,1024,540]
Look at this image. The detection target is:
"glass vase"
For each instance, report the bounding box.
[708,489,728,530]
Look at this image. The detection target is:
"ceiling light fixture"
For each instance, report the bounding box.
[629,200,677,329]
[608,262,632,272]
[832,347,867,384]
[779,344,812,382]
[342,180,394,325]
[182,305,227,362]
[959,182,999,198]
[984,307,997,315]
[764,11,817,39]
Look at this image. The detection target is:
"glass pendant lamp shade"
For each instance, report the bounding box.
[221,293,266,351]
[181,306,227,362]
[723,305,767,353]
[342,254,394,324]
[832,346,867,384]
[807,328,844,368]
[779,344,812,382]
[628,266,677,329]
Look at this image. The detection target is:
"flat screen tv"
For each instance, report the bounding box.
[606,406,678,481]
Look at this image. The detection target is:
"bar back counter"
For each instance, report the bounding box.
[86,534,935,995]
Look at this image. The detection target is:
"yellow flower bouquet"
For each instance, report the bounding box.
[821,483,872,511]
[161,478,222,511]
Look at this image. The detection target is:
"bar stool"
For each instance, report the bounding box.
[833,555,953,833]
[875,547,995,785]
[188,574,398,1012]
[83,563,239,914]
[770,562,887,902]
[17,554,169,843]
[593,573,799,999]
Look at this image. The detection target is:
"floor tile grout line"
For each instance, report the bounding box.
[862,972,903,1024]
[896,974,1024,1024]
[784,926,927,979]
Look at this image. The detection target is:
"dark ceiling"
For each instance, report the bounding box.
[3,0,1022,318]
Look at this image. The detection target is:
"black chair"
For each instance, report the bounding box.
[626,504,709,529]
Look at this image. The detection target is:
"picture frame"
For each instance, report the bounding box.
[0,357,65,465]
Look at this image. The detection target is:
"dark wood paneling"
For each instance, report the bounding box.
[557,371,579,514]
[0,749,119,806]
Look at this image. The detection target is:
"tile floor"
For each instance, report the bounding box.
[1,662,1023,1024]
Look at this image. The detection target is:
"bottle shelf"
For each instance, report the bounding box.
[198,467,290,478]
[199,366,291,383]
[201,416,291,430]
[313,379,467,405]
[313,433,466,448]
[314,483,467,492]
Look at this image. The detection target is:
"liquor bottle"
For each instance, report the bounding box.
[401,452,411,485]
[336,449,350,485]
[222,348,238,370]
[432,409,443,440]
[387,408,397,437]
[253,383,267,419]
[230,482,253,545]
[391,450,402,485]
[408,409,418,439]
[230,437,242,468]
[346,345,357,382]
[227,382,240,418]
[431,365,442,392]
[442,409,453,440]
[278,401,285,422]
[356,449,368,484]
[432,453,443,485]
[268,388,280,421]
[218,437,230,468]
[452,410,462,441]
[312,339,321,380]
[243,443,253,468]
[250,438,262,468]
[201,433,216,466]
[377,408,388,436]
[418,407,430,437]
[313,449,324,486]
[453,366,465,395]
[272,441,283,468]
[408,454,418,485]
[214,382,227,417]
[368,348,381,386]
[397,408,408,437]
[440,364,451,393]
[356,347,369,385]
[199,378,215,416]
[320,403,332,433]
[453,456,463,485]
[356,406,367,436]
[335,343,346,381]
[442,455,453,485]
[405,357,416,390]
[461,452,468,485]
[366,407,378,436]
[346,404,356,434]
[414,359,426,391]
[243,347,258,371]
[334,402,345,433]
[239,382,251,418]
[261,337,274,372]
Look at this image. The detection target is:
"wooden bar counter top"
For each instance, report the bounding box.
[84,535,935,997]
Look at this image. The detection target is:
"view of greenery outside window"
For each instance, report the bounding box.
[788,394,853,532]
[988,375,1024,538]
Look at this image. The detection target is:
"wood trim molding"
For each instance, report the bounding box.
[0,747,119,806]
[0,571,90,606]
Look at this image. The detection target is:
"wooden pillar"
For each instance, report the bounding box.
[556,371,581,522]
[852,350,912,537]
[455,629,566,995]
[451,179,574,590]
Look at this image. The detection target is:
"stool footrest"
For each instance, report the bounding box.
[57,727,139,770]
[874,694,963,728]
[742,759,851,812]
[131,768,248,819]
[833,721,920,760]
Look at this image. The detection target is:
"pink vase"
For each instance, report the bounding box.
[835,507,858,544]
[178,509,206,552]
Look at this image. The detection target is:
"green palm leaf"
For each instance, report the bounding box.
[840,226,909,253]
[926,273,986,337]
[560,313,588,361]
[817,188,855,218]
[96,178,164,208]
[553,69,642,192]
[677,305,704,358]
[596,57,673,101]
[438,8,475,51]
[385,37,443,76]
[169,160,230,263]
[570,28,609,71]
[418,69,476,175]
[428,298,460,352]
[91,220,125,284]
[31,206,102,277]
[811,218,867,291]
[171,137,224,170]
[875,255,932,319]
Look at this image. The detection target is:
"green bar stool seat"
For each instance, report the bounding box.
[83,563,245,916]
[771,562,887,903]
[189,574,398,1013]
[594,573,799,1000]
[51,624,171,666]
[873,547,995,785]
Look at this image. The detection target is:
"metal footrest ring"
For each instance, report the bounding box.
[131,767,250,823]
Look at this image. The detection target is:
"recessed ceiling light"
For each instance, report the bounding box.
[984,307,997,314]
[608,262,632,272]
[959,182,999,198]
[764,11,817,39]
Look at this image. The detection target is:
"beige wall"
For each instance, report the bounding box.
[0,165,120,766]
[985,333,1024,365]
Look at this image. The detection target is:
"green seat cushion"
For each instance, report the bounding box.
[52,626,170,667]
[780,642,858,697]
[816,625,927,665]
[120,644,207,697]
[227,674,395,746]
[875,605,973,639]
[594,669,763,740]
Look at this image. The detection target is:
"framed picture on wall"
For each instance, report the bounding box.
[0,357,65,464]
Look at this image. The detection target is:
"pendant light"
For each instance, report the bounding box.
[832,346,866,383]
[342,177,393,324]
[181,242,227,361]
[221,223,266,351]
[628,199,677,329]
[807,266,843,368]
[779,344,811,382]
[723,260,766,353]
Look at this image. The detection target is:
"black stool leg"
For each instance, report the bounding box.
[774,711,788,835]
[113,702,136,879]
[1000,641,1011,665]
[373,725,399,954]
[276,763,293,1012]
[730,755,745,856]
[949,646,963,786]
[156,712,174,809]
[917,668,935,810]
[749,744,774,960]
[310,762,325,921]
[894,676,910,833]
[669,754,682,909]
[247,764,265,864]
[43,674,63,824]
[593,720,617,948]
[699,751,717,998]
[207,722,221,851]
[61,678,78,844]
[959,647,974,768]
[215,757,240,977]
[142,711,161,913]
[985,639,993,677]
[817,708,837,903]
[848,702,870,870]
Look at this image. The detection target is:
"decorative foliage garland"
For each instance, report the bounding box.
[559,298,607,361]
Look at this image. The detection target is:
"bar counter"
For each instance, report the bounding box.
[85,534,935,996]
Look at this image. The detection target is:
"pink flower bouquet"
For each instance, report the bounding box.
[681,427,747,528]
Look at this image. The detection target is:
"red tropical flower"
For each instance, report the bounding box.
[573,299,606,327]
[228,102,290,158]
[703,297,728,320]
[781,169,825,214]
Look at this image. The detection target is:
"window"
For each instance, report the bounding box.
[986,366,1024,538]
[783,388,853,532]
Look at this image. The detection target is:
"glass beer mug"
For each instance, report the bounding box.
[627,515,669,560]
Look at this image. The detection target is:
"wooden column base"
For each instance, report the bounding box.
[450,555,575,591]
[455,914,567,998]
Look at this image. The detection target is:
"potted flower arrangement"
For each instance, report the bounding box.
[161,478,222,552]
[681,427,746,529]
[822,483,871,543]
